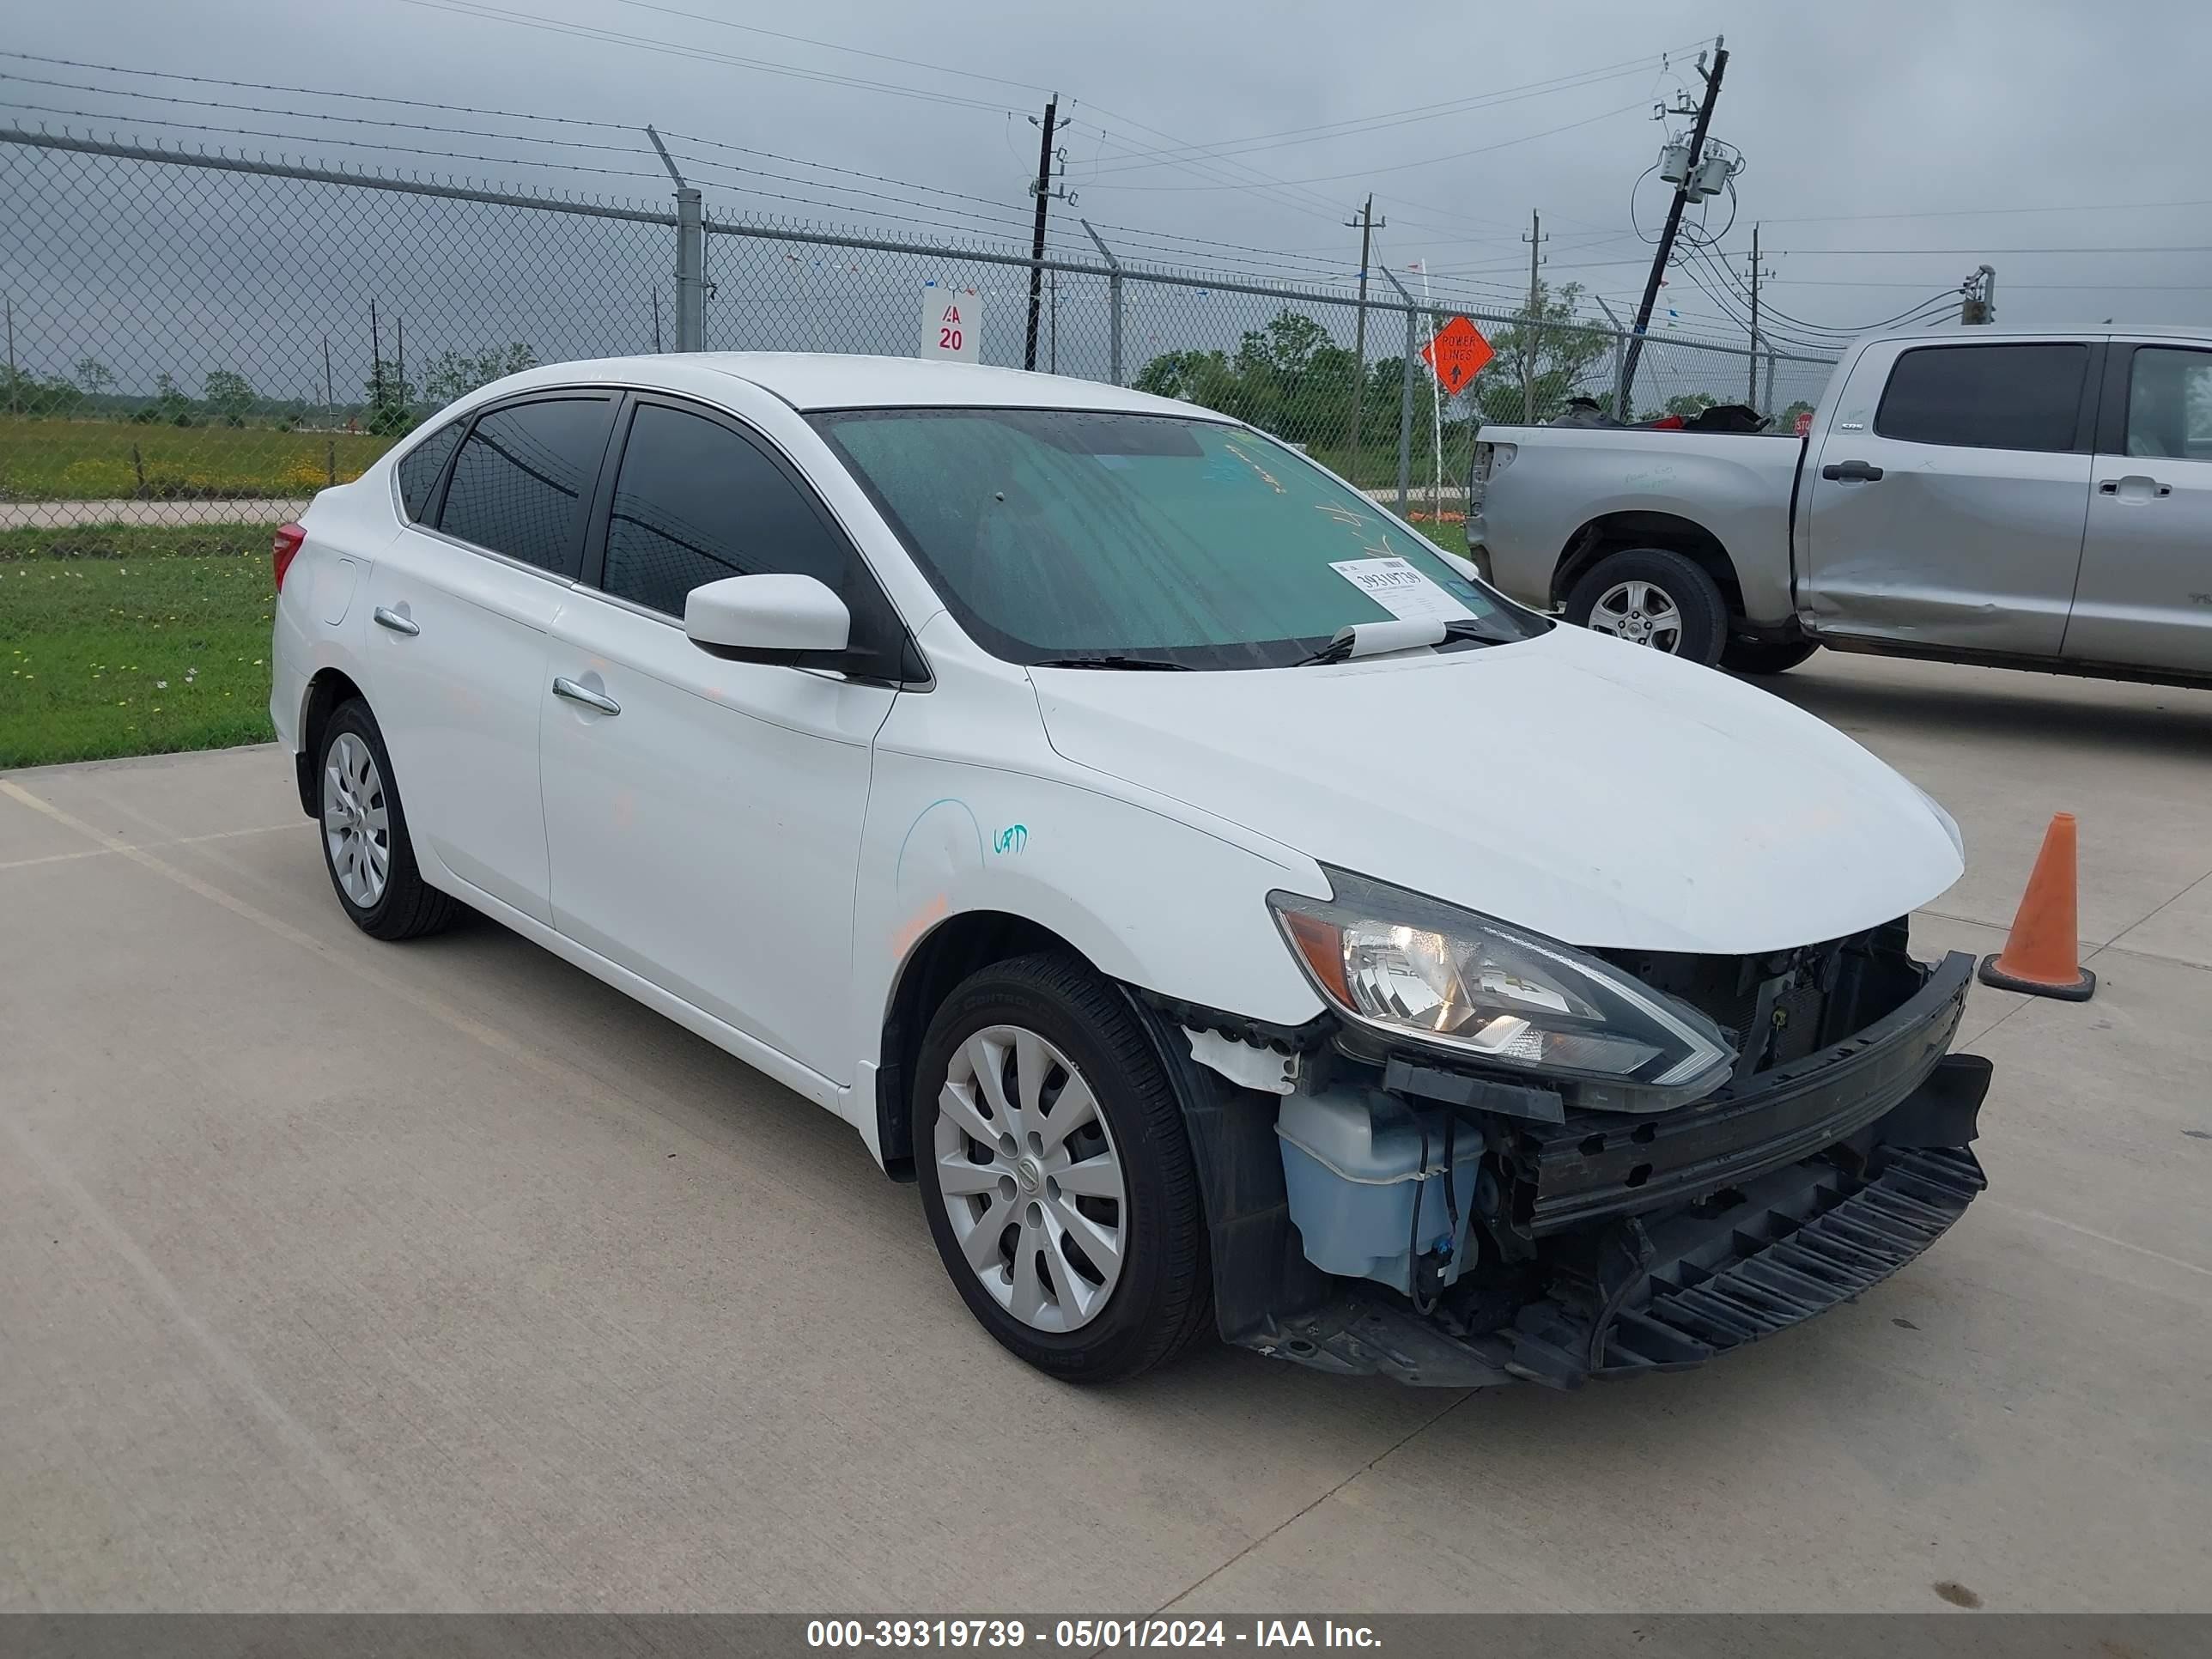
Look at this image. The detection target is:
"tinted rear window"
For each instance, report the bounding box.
[1874,344,2087,453]
[437,398,611,575]
[395,421,463,521]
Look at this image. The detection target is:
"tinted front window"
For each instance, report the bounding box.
[2124,349,2212,460]
[396,422,463,521]
[813,408,1538,670]
[1875,344,2087,453]
[602,403,846,616]
[438,398,611,574]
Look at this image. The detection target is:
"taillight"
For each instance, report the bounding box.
[272,522,307,591]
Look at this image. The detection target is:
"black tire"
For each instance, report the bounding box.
[913,951,1212,1383]
[316,698,462,941]
[1721,636,1820,676]
[1564,547,1729,666]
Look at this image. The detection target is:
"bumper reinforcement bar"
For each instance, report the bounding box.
[1250,1089,1987,1389]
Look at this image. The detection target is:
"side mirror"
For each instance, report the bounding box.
[684,573,851,668]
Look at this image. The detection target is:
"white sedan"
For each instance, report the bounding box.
[271,354,1992,1389]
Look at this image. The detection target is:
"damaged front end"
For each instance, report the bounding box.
[1137,915,1990,1389]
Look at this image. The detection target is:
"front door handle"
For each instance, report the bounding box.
[372,605,420,636]
[2099,477,2172,497]
[1820,460,1885,483]
[551,676,620,716]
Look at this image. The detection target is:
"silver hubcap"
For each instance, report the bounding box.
[322,731,390,908]
[933,1024,1127,1334]
[1589,579,1684,653]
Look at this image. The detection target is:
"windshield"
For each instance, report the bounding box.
[811,407,1544,670]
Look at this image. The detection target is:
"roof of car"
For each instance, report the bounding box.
[562,351,1219,416]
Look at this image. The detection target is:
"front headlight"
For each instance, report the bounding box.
[1270,868,1736,1109]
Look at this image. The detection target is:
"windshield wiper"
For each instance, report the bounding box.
[1030,653,1194,672]
[1294,617,1510,667]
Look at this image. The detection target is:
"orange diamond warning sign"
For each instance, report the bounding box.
[1420,316,1494,397]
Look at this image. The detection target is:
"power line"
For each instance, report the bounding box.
[1079,46,1707,174]
[1682,245,1955,343]
[675,155,1052,245]
[1768,276,2212,292]
[1085,100,1650,190]
[0,56,1050,229]
[1773,242,2212,255]
[0,100,669,181]
[605,0,1048,94]
[659,129,1034,217]
[1758,195,2212,224]
[388,0,1020,115]
[1071,118,1356,226]
[0,50,641,130]
[0,71,660,155]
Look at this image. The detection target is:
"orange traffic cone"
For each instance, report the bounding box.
[1977,811,2095,1001]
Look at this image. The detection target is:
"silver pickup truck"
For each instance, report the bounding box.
[1468,326,2212,681]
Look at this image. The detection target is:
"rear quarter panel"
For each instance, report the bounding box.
[1476,425,1804,624]
[269,476,398,755]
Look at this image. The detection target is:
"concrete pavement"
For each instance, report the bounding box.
[1,649,2207,1613]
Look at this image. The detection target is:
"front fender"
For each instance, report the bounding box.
[854,750,1328,1070]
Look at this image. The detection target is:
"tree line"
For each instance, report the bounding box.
[1,343,540,431]
[1129,282,1815,463]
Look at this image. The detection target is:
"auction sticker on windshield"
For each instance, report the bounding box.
[1329,556,1479,623]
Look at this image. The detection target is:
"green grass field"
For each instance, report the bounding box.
[0,416,397,501]
[0,523,278,768]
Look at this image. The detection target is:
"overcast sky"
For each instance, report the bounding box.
[9,0,2212,358]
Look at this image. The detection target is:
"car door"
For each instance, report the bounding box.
[1800,339,2099,656]
[539,393,908,1080]
[363,392,617,924]
[2065,341,2212,672]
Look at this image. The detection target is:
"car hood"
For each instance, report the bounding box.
[1030,625,1962,954]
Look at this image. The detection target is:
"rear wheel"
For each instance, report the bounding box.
[914,951,1212,1382]
[1565,548,1728,666]
[1721,636,1820,676]
[317,699,460,941]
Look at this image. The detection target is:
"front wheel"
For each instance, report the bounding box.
[914,952,1212,1382]
[1564,548,1728,666]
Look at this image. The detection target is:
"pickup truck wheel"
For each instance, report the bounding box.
[914,951,1212,1383]
[1565,549,1727,666]
[1721,637,1820,676]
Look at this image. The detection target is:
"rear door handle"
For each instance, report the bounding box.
[2099,477,2171,497]
[372,605,419,636]
[551,676,620,716]
[1820,460,1885,483]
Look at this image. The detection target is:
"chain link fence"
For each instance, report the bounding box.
[1,128,1836,537]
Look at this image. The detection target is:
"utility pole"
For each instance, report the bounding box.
[1522,209,1548,422]
[1745,222,1774,404]
[1024,94,1060,372]
[1345,195,1384,482]
[1623,35,1729,412]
